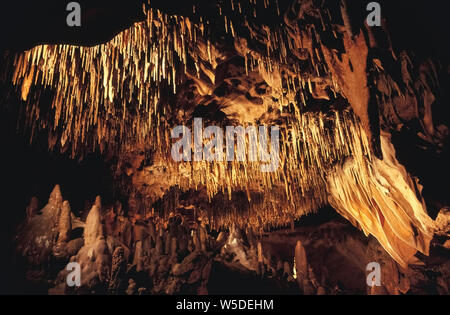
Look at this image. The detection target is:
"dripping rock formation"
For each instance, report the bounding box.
[0,0,449,295]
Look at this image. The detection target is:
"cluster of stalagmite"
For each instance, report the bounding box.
[13,185,450,294]
[16,185,80,267]
[17,185,222,294]
[220,225,355,295]
[12,185,310,294]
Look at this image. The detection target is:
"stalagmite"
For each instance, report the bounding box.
[170,236,178,259]
[16,185,66,269]
[192,230,201,252]
[49,185,63,209]
[295,240,309,292]
[133,223,147,241]
[95,196,102,212]
[71,200,111,289]
[57,201,72,243]
[84,204,104,245]
[133,241,144,272]
[257,241,263,276]
[53,200,72,257]
[148,222,156,245]
[164,231,171,255]
[198,224,207,252]
[155,232,163,254]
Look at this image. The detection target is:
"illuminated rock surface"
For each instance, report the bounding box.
[1,0,449,294]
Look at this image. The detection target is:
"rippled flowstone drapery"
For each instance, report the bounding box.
[328,135,436,268]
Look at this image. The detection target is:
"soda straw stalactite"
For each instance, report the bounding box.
[9,1,373,229]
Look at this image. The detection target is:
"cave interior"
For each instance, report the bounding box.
[0,0,449,295]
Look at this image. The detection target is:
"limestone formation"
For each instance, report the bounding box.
[3,0,449,296]
[70,203,111,290]
[328,135,436,268]
[295,241,309,292]
[58,201,72,243]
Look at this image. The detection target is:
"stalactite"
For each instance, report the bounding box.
[3,0,442,271]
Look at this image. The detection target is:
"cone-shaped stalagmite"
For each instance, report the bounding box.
[53,200,73,257]
[95,196,102,212]
[295,241,308,290]
[17,185,66,269]
[66,196,111,291]
[49,185,63,206]
[84,204,103,245]
[42,185,64,225]
[58,201,72,243]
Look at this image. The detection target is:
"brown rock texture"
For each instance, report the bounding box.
[2,0,449,295]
